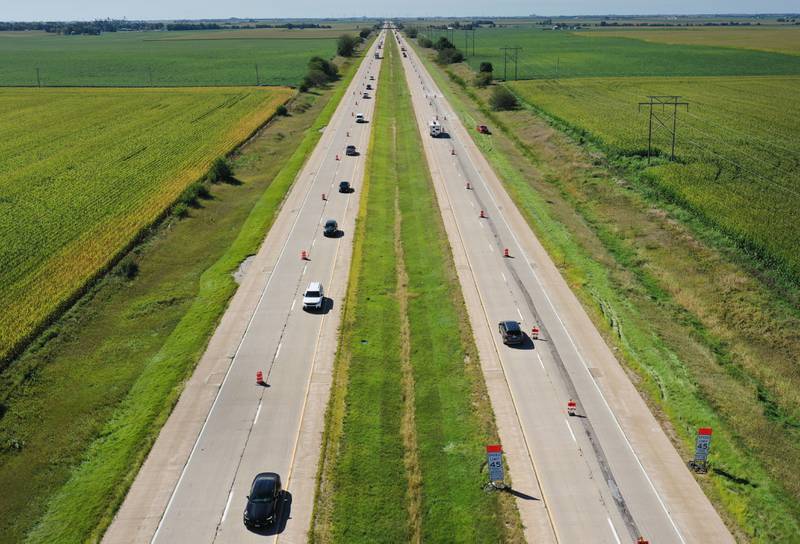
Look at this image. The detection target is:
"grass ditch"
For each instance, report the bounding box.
[311,37,522,543]
[0,51,367,544]
[409,41,800,541]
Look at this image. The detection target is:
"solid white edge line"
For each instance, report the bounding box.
[275,342,282,359]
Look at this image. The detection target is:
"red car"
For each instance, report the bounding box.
[476,124,490,134]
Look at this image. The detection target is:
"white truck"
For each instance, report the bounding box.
[429,119,442,138]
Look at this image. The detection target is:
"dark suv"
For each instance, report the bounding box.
[345,145,357,156]
[323,219,338,237]
[339,181,352,193]
[243,472,282,529]
[499,321,523,345]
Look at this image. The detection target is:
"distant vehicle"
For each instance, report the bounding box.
[429,119,443,138]
[303,282,324,311]
[366,84,373,90]
[370,75,375,80]
[374,52,380,59]
[323,219,338,237]
[498,321,524,345]
[402,52,407,57]
[339,180,352,193]
[355,113,366,123]
[401,46,406,51]
[345,144,357,156]
[243,473,282,529]
[362,92,370,99]
[476,124,491,134]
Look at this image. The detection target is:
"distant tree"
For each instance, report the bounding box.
[418,37,433,48]
[276,104,289,116]
[406,27,418,38]
[308,56,338,80]
[489,86,519,111]
[118,256,139,279]
[337,34,360,57]
[436,48,464,65]
[359,28,371,40]
[433,37,455,51]
[304,68,330,88]
[479,62,493,73]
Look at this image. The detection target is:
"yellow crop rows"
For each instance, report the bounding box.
[0,86,292,361]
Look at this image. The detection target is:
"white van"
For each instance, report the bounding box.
[356,113,366,123]
[429,119,442,138]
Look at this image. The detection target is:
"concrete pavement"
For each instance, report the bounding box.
[396,30,733,544]
[103,32,386,544]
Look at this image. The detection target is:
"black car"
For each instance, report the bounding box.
[499,321,523,345]
[323,219,338,237]
[339,181,352,193]
[345,145,357,156]
[243,472,282,529]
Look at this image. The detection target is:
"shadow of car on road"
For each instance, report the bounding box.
[506,333,535,350]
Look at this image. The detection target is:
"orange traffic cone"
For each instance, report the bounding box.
[465,182,471,190]
[567,399,577,416]
[531,326,539,339]
[479,210,486,219]
[503,248,510,258]
[256,370,264,385]
[301,250,308,260]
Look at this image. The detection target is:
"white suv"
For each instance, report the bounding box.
[302,282,324,311]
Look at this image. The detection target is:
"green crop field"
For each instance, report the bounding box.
[509,75,800,278]
[418,26,800,80]
[0,29,342,86]
[0,86,292,363]
[586,27,800,55]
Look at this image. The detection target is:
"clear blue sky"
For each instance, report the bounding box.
[4,0,797,21]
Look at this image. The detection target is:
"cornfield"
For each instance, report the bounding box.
[0,86,292,362]
[510,76,800,278]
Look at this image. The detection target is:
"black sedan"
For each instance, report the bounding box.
[243,472,282,529]
[323,219,339,237]
[339,181,352,193]
[498,321,524,345]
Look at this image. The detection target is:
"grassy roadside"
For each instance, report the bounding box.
[409,42,800,541]
[0,51,367,544]
[311,37,522,543]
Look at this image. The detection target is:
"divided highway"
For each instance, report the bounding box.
[104,32,385,544]
[395,30,733,544]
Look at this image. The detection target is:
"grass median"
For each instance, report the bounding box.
[312,37,522,543]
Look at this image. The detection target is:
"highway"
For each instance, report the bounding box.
[103,32,385,544]
[395,30,734,544]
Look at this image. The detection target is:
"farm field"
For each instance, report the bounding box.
[0,29,341,86]
[508,75,800,278]
[0,86,292,363]
[421,26,800,79]
[585,26,800,55]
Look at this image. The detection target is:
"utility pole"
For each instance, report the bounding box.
[472,27,476,56]
[555,56,559,79]
[500,46,522,81]
[255,64,260,86]
[36,67,41,88]
[638,95,689,164]
[148,66,153,87]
